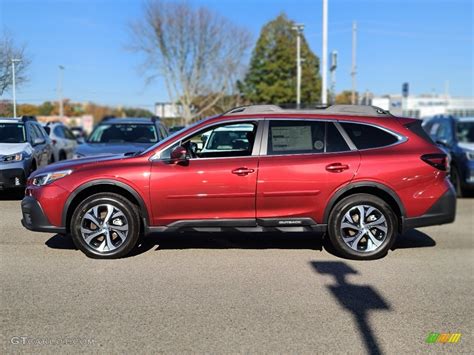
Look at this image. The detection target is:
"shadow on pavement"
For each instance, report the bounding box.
[44,228,437,259]
[311,261,391,355]
[0,189,24,201]
[392,229,435,250]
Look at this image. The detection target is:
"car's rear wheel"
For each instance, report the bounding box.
[328,194,397,260]
[71,193,140,259]
[450,165,464,198]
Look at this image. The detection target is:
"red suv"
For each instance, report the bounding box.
[21,105,456,259]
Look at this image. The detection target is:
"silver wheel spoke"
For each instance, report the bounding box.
[81,228,104,245]
[341,222,359,231]
[366,215,386,228]
[110,224,128,232]
[83,213,101,228]
[104,205,114,223]
[366,230,382,251]
[105,231,117,251]
[113,230,127,242]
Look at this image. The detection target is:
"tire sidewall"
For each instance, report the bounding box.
[71,194,139,259]
[328,194,397,260]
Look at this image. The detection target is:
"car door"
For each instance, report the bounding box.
[256,119,360,225]
[149,120,263,226]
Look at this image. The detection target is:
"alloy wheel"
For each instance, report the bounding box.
[340,204,389,253]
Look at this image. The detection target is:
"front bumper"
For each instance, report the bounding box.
[403,185,456,232]
[21,196,66,234]
[0,161,28,189]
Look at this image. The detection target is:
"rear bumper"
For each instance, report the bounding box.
[402,185,456,232]
[21,196,66,234]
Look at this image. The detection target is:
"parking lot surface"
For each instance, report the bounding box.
[1,194,472,354]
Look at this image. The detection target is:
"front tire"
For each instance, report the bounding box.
[328,194,397,260]
[71,193,140,259]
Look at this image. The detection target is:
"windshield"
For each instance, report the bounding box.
[88,124,158,144]
[0,123,26,143]
[456,121,474,143]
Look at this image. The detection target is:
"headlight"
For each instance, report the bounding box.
[32,170,73,186]
[466,151,474,161]
[2,152,24,162]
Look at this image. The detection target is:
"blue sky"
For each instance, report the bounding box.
[1,0,472,109]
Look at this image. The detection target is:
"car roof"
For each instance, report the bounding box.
[0,118,22,124]
[99,118,160,125]
[455,117,474,123]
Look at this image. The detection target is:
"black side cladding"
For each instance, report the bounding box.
[404,120,435,144]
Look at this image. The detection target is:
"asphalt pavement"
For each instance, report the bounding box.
[0,192,472,354]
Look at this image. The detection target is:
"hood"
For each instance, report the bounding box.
[75,142,151,157]
[0,142,32,156]
[32,154,125,176]
[458,142,474,152]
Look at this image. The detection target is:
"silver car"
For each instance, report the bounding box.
[42,122,78,161]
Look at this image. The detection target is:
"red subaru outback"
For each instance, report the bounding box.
[21,105,456,259]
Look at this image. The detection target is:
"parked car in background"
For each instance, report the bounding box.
[169,125,185,134]
[0,116,53,190]
[21,105,455,260]
[73,117,169,158]
[422,115,474,197]
[70,126,86,144]
[42,122,78,162]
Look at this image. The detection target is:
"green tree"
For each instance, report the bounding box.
[239,13,321,105]
[38,101,54,115]
[335,90,358,104]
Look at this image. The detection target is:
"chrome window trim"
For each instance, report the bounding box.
[150,118,265,162]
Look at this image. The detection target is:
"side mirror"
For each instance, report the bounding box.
[436,139,449,147]
[33,137,45,146]
[170,146,189,164]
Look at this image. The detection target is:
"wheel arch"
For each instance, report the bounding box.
[63,180,149,233]
[323,182,406,233]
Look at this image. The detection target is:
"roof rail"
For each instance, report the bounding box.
[101,115,116,122]
[224,104,391,117]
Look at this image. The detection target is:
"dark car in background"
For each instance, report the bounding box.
[0,116,53,190]
[422,115,474,197]
[73,117,168,158]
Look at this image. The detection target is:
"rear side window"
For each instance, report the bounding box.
[409,120,436,144]
[267,120,350,155]
[340,122,399,149]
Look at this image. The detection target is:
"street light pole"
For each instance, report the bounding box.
[321,0,328,105]
[58,65,65,119]
[292,24,304,109]
[11,58,21,118]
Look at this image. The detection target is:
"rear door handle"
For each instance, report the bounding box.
[326,163,349,173]
[232,167,255,176]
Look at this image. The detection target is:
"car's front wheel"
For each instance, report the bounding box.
[327,194,397,260]
[71,193,140,259]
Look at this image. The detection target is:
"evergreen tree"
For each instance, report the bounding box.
[240,14,321,105]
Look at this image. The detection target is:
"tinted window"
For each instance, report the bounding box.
[64,127,76,140]
[0,123,26,143]
[268,120,325,155]
[88,124,158,144]
[326,123,350,152]
[340,123,399,149]
[456,121,474,143]
[436,121,453,143]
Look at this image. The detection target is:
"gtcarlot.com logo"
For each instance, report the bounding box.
[426,332,462,344]
[10,336,95,346]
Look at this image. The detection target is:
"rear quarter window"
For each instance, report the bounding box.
[340,122,399,149]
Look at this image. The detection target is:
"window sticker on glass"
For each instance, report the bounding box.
[271,126,313,151]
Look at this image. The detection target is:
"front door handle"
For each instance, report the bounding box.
[326,163,350,173]
[232,167,255,176]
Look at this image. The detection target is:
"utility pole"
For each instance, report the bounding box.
[330,51,338,104]
[11,58,21,118]
[321,0,328,105]
[58,65,65,119]
[292,24,304,108]
[351,21,357,105]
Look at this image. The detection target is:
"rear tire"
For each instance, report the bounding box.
[328,194,397,260]
[450,165,464,198]
[70,193,140,259]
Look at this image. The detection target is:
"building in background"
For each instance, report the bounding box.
[372,94,474,119]
[154,102,182,119]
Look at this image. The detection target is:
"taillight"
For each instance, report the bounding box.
[421,153,448,171]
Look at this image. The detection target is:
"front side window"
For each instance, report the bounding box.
[0,123,26,143]
[340,122,399,149]
[161,122,258,159]
[267,120,350,155]
[88,124,158,144]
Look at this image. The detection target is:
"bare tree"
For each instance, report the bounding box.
[0,32,30,96]
[131,0,251,123]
